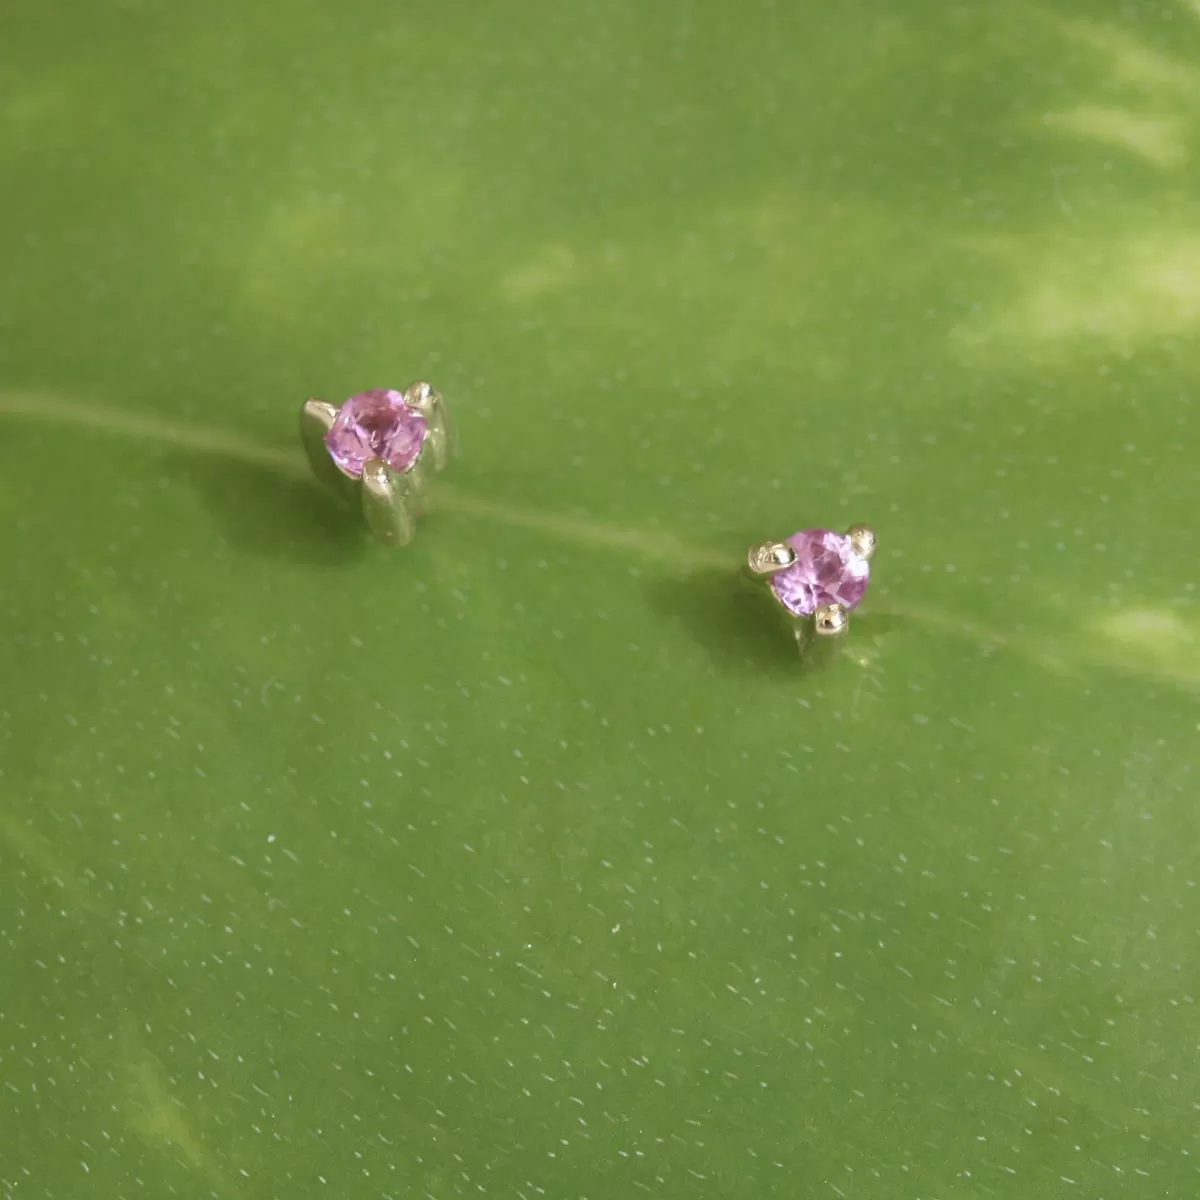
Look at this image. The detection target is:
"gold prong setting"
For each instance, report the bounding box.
[746,524,876,655]
[746,539,798,578]
[847,522,877,562]
[300,384,455,545]
[404,381,456,471]
[360,456,417,547]
[300,398,357,499]
[813,602,850,638]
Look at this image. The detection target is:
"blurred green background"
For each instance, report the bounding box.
[2,1,1198,1196]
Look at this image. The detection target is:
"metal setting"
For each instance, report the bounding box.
[404,381,457,472]
[746,540,798,578]
[746,524,876,654]
[813,602,849,637]
[847,523,877,562]
[300,383,455,547]
[300,399,354,500]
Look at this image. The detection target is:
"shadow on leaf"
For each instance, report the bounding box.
[652,567,906,680]
[176,454,365,566]
[651,567,810,680]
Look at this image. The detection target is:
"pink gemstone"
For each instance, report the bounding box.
[325,389,429,478]
[770,529,870,617]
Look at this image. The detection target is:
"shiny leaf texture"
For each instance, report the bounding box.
[1,2,1198,1197]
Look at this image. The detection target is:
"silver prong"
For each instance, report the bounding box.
[405,381,455,472]
[746,540,797,578]
[792,618,815,656]
[813,602,850,638]
[300,398,355,500]
[361,457,416,546]
[301,397,338,435]
[847,523,877,561]
[398,436,438,519]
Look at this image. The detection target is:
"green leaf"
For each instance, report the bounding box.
[2,3,1198,1196]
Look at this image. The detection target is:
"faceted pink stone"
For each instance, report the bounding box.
[325,389,428,478]
[769,529,870,617]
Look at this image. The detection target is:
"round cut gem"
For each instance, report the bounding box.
[769,529,870,617]
[325,389,429,478]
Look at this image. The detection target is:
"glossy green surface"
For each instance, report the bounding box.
[2,3,1198,1196]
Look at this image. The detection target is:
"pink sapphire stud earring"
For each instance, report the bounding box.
[300,384,455,546]
[746,524,876,645]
